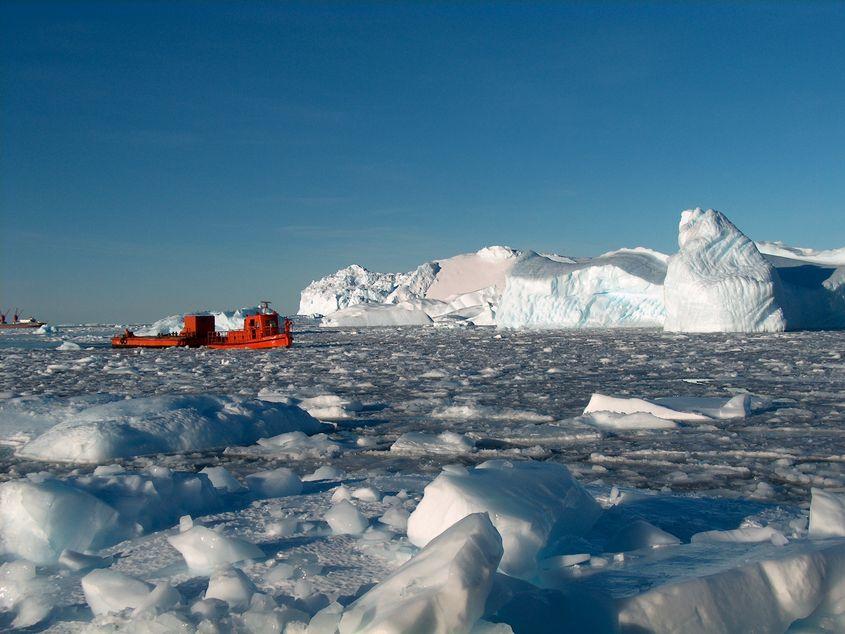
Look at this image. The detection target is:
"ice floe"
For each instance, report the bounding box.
[408,460,601,579]
[339,513,503,634]
[17,394,324,462]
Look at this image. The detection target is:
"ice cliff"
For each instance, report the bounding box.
[663,208,788,332]
[272,210,845,333]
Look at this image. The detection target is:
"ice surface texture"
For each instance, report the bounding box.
[300,208,845,332]
[0,479,124,565]
[18,393,324,462]
[497,248,668,329]
[339,513,503,634]
[407,460,601,579]
[664,208,787,332]
[299,246,519,317]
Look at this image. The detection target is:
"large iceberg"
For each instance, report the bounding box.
[300,246,520,323]
[298,209,843,332]
[496,248,668,328]
[321,302,434,327]
[407,460,601,580]
[299,263,438,316]
[18,394,325,463]
[663,208,788,332]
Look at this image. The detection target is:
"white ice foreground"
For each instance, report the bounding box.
[16,394,325,462]
[339,513,503,634]
[407,460,601,580]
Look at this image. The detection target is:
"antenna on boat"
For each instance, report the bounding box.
[259,300,273,314]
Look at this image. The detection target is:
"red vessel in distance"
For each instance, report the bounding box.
[111,302,293,349]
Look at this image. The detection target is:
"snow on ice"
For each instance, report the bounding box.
[407,460,601,579]
[16,393,325,462]
[300,207,845,333]
[339,513,503,634]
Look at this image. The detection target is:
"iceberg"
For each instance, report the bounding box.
[321,302,434,327]
[301,246,520,324]
[663,208,787,332]
[496,248,668,329]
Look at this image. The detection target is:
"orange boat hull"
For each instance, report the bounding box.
[207,333,292,349]
[111,335,192,348]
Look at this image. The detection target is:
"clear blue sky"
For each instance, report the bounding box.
[2,2,844,324]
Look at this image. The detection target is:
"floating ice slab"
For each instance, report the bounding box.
[407,460,601,579]
[584,392,767,421]
[325,500,368,535]
[0,560,54,628]
[58,549,114,572]
[0,479,125,565]
[809,488,845,539]
[618,540,845,633]
[18,394,324,463]
[582,411,678,431]
[205,567,256,611]
[81,569,153,616]
[339,513,503,634]
[200,466,247,493]
[390,431,476,455]
[664,208,787,333]
[245,467,303,499]
[167,525,263,575]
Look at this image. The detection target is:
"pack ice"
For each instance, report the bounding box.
[16,393,324,462]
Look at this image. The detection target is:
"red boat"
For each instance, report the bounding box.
[112,302,292,350]
[0,309,44,329]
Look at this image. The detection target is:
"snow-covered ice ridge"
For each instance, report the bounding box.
[301,208,845,332]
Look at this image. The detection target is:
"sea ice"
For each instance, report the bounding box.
[245,467,303,498]
[18,394,324,462]
[338,513,503,634]
[0,478,124,564]
[167,525,263,575]
[407,460,601,579]
[663,208,787,333]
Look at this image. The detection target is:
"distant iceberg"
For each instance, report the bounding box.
[160,210,842,334]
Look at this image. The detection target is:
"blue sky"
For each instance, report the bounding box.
[2,2,844,323]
